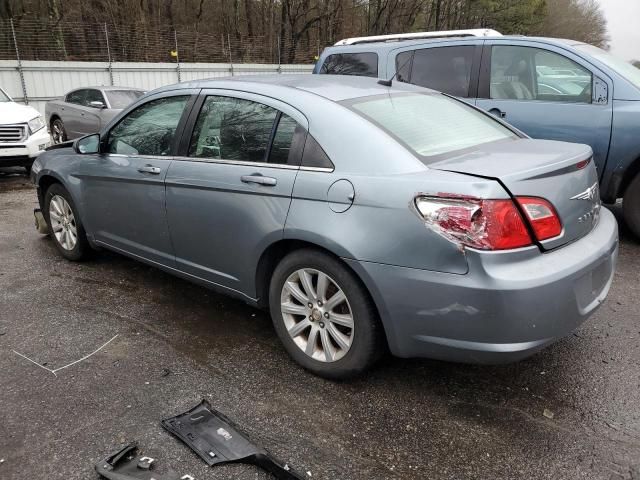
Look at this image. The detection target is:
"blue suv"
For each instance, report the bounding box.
[314,32,640,236]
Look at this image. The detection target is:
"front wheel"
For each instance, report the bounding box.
[269,249,383,379]
[44,183,90,261]
[51,118,67,144]
[623,173,640,239]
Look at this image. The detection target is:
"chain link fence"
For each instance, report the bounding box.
[0,18,318,114]
[0,18,323,64]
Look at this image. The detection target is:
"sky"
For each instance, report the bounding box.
[597,0,640,61]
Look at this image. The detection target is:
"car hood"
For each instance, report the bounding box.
[0,101,41,124]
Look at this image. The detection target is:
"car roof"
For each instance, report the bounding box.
[66,86,145,93]
[319,35,586,52]
[155,74,433,102]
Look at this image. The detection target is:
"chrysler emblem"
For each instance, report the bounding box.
[570,182,599,201]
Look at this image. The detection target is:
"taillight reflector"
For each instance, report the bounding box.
[516,196,562,241]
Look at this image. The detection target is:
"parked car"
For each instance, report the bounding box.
[31,76,618,378]
[0,86,50,172]
[45,86,145,144]
[314,30,640,236]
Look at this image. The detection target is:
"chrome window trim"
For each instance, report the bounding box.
[300,166,334,173]
[171,155,300,170]
[168,156,334,172]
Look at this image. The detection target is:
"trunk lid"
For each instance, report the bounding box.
[429,139,600,250]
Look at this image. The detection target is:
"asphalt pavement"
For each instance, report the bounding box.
[0,167,639,479]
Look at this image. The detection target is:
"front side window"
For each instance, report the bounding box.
[0,89,11,102]
[106,95,189,155]
[189,96,279,163]
[319,53,378,77]
[66,90,86,105]
[85,89,105,107]
[490,45,593,103]
[349,93,517,159]
[405,46,475,97]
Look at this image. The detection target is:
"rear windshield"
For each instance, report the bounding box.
[319,52,378,77]
[575,44,640,90]
[347,93,517,159]
[106,90,145,109]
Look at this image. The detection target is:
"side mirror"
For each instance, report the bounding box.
[89,100,106,109]
[74,133,100,154]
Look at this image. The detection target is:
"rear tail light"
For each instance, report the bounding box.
[415,196,532,250]
[516,197,562,241]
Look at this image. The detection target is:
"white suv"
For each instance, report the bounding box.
[1,87,50,172]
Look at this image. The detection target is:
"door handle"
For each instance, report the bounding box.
[488,108,506,118]
[138,165,161,175]
[241,174,277,186]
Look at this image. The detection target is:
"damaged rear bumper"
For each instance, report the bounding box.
[346,207,618,363]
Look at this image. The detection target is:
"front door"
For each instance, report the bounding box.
[476,41,613,178]
[81,92,196,265]
[165,92,307,298]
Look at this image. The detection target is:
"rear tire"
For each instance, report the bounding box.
[44,183,90,261]
[623,173,640,239]
[269,249,383,379]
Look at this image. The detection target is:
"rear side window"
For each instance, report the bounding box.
[319,53,378,77]
[399,46,475,97]
[349,93,517,159]
[189,96,304,166]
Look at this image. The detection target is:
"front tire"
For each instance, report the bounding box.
[51,118,67,144]
[44,183,90,261]
[269,249,383,379]
[623,173,640,239]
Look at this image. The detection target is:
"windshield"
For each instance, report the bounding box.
[0,89,11,102]
[575,44,640,90]
[106,90,145,109]
[348,93,517,159]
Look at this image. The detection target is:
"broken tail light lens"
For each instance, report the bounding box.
[516,196,562,241]
[415,196,532,250]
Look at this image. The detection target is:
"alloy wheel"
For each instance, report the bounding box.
[280,268,354,362]
[49,195,77,251]
[51,120,65,144]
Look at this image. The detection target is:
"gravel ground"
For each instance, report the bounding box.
[0,167,639,480]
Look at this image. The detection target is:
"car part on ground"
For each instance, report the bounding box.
[162,400,304,479]
[95,443,194,480]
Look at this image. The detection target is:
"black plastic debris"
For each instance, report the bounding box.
[95,443,194,480]
[161,400,304,479]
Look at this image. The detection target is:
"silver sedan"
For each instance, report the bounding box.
[45,86,144,144]
[31,75,618,379]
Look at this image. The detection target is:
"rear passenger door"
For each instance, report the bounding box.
[165,91,307,297]
[392,42,482,101]
[476,40,613,177]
